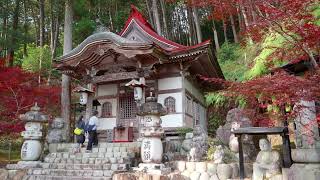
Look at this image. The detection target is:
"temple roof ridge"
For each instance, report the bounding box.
[57,31,151,61]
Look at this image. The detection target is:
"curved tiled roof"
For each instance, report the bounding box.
[58,31,151,61]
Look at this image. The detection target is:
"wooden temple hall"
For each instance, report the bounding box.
[56,6,224,141]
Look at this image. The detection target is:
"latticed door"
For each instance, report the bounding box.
[119,95,137,127]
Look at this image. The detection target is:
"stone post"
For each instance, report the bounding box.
[133,95,171,175]
[288,100,320,180]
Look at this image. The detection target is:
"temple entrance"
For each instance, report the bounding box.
[118,94,138,127]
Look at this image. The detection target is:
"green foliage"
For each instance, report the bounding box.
[207,115,224,136]
[217,42,245,81]
[244,34,285,79]
[21,44,52,77]
[217,42,241,63]
[206,138,237,163]
[217,42,250,81]
[73,17,96,45]
[205,92,227,107]
[205,92,246,108]
[176,127,193,137]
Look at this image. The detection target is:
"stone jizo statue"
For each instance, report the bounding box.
[180,133,193,156]
[213,145,225,164]
[253,139,281,180]
[47,118,65,143]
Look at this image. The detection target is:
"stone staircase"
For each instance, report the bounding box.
[23,142,141,180]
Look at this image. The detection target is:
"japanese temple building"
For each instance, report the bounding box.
[56,5,224,139]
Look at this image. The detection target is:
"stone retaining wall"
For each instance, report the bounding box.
[173,161,240,180]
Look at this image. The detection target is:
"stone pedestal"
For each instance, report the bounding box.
[133,96,170,175]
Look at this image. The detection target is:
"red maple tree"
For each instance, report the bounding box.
[201,70,320,126]
[0,62,60,135]
[194,0,320,68]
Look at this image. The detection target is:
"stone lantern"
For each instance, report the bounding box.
[134,94,170,175]
[20,103,48,161]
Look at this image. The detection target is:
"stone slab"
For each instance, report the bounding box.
[291,148,320,163]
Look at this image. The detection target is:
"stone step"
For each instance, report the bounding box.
[44,155,131,164]
[23,175,112,180]
[39,163,130,171]
[45,151,133,160]
[51,142,141,152]
[27,168,124,177]
[73,146,130,153]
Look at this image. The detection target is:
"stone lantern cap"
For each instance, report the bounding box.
[137,96,167,116]
[19,103,48,122]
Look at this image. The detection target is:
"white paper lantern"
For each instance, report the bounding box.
[134,86,143,101]
[79,92,88,105]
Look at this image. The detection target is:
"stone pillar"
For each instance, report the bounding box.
[288,100,320,180]
[133,95,171,175]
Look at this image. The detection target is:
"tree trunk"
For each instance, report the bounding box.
[152,0,162,35]
[39,0,45,47]
[30,3,40,46]
[212,20,220,52]
[61,0,73,142]
[240,5,249,29]
[159,0,168,38]
[187,6,195,45]
[222,19,228,43]
[8,0,21,67]
[192,5,202,43]
[237,5,243,32]
[23,0,28,57]
[145,0,154,28]
[229,14,239,43]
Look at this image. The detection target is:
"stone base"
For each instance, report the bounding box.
[6,161,42,170]
[133,163,171,175]
[288,163,320,180]
[291,148,320,163]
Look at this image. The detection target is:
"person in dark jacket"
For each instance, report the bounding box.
[75,115,85,148]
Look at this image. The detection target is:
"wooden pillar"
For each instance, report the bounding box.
[85,93,94,121]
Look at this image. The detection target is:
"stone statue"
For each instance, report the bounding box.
[216,108,252,145]
[180,133,193,156]
[188,126,208,162]
[229,122,240,152]
[46,118,65,143]
[253,139,281,180]
[213,145,225,164]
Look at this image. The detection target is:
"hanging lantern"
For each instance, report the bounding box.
[125,79,146,101]
[74,86,94,105]
[79,91,88,105]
